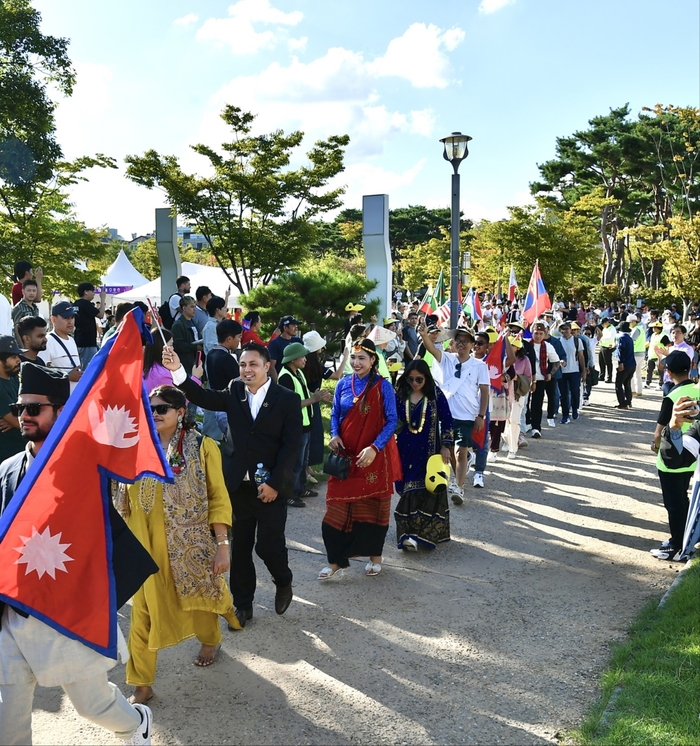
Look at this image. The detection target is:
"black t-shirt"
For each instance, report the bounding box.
[268,335,301,373]
[206,347,239,391]
[19,354,46,366]
[73,298,100,347]
[657,379,696,426]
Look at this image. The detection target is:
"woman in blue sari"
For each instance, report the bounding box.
[394,360,454,550]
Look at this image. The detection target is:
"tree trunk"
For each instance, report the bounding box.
[600,205,616,284]
[650,258,664,289]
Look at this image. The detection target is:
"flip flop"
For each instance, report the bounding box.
[128,689,154,705]
[194,643,221,667]
[318,566,344,580]
[365,561,382,576]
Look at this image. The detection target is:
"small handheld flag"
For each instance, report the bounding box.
[522,262,552,325]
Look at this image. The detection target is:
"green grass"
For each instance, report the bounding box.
[572,560,700,745]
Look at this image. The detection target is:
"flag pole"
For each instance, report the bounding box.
[146,297,169,347]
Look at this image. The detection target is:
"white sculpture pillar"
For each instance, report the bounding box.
[362,194,391,320]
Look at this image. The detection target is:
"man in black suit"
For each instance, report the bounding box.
[163,341,302,627]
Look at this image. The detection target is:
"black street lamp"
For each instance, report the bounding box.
[439,131,472,328]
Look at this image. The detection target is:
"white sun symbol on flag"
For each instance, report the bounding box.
[14,526,74,579]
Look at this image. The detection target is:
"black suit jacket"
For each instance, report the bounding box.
[179,377,302,500]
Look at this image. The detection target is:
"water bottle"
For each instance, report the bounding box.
[254,463,270,486]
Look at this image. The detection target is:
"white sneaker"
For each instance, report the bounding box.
[124,704,152,745]
[487,450,498,463]
[403,537,418,551]
[547,418,556,428]
[530,429,542,439]
[467,451,476,471]
[473,472,484,488]
[518,434,528,448]
[451,486,464,505]
[507,451,517,460]
[448,477,458,493]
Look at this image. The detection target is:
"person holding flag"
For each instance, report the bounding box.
[522,262,552,326]
[0,357,159,745]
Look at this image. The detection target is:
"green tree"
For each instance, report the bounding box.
[125,105,350,295]
[0,0,75,186]
[242,258,379,347]
[469,204,600,299]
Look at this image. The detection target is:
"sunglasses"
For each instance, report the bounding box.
[10,402,60,417]
[474,341,487,347]
[407,376,425,384]
[150,403,177,415]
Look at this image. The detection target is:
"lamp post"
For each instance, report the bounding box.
[439,131,472,329]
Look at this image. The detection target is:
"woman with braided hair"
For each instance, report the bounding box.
[319,339,400,579]
[114,385,241,705]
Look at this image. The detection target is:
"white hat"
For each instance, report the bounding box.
[366,325,397,345]
[302,330,326,353]
[626,313,638,323]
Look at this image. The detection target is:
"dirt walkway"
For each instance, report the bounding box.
[32,382,678,745]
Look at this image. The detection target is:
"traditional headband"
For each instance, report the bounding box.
[352,341,376,356]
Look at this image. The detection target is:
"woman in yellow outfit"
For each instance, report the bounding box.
[115,385,241,705]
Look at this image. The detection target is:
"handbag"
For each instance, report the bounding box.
[323,446,351,480]
[589,367,599,387]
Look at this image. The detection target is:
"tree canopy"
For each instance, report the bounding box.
[125,105,350,296]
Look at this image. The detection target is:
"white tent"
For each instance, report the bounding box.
[101,249,149,293]
[113,262,242,308]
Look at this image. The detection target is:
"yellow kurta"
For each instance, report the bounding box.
[125,437,236,651]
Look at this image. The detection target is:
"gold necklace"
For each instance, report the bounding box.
[351,374,369,404]
[406,396,428,434]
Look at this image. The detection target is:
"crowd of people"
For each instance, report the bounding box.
[2,260,700,744]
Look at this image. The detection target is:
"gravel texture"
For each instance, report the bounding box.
[31,382,678,745]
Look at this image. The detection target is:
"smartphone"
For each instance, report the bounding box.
[195,351,203,367]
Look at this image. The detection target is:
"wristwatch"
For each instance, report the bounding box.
[476,414,485,419]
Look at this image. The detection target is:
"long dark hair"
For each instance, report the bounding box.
[303,349,324,387]
[148,384,197,430]
[396,359,437,401]
[143,329,172,375]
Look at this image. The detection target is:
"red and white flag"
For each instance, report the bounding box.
[508,265,518,302]
[0,310,172,658]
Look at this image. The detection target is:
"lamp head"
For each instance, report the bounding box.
[440,132,472,173]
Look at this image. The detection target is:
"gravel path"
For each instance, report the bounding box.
[32,382,678,745]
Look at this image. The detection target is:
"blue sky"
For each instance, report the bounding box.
[33,0,700,238]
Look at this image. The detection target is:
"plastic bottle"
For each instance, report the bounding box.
[254,463,270,486]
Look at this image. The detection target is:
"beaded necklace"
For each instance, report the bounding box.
[351,374,370,404]
[405,396,428,434]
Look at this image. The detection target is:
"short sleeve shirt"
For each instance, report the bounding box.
[533,341,560,381]
[436,351,489,420]
[0,377,25,462]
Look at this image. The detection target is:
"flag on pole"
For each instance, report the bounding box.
[434,269,446,308]
[508,265,518,303]
[464,287,482,323]
[484,335,507,392]
[0,309,173,658]
[522,261,552,325]
[418,285,436,314]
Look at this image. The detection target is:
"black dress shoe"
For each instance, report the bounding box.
[275,582,293,615]
[229,607,253,630]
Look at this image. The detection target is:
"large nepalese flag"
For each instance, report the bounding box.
[0,309,173,658]
[522,261,552,325]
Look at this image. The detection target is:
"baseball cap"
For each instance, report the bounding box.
[0,336,26,355]
[665,349,692,374]
[279,315,300,329]
[52,301,78,318]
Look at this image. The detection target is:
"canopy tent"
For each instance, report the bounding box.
[100,249,149,294]
[113,262,241,308]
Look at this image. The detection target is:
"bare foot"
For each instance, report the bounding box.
[194,643,221,667]
[129,686,154,704]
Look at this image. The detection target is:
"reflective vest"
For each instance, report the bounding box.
[657,381,700,473]
[632,325,646,353]
[648,332,666,361]
[278,367,312,427]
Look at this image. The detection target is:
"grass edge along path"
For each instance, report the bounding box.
[571,559,700,745]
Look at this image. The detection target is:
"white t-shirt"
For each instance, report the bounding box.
[436,351,490,420]
[0,294,12,336]
[44,332,80,392]
[532,340,560,381]
[558,335,580,374]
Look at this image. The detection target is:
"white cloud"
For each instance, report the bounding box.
[288,36,308,51]
[173,13,198,27]
[369,23,465,89]
[332,160,428,208]
[478,0,516,14]
[195,0,302,54]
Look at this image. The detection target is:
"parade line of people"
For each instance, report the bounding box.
[1,273,700,744]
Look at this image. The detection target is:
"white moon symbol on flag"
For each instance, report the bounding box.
[88,401,139,448]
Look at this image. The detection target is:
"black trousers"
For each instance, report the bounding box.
[615,365,636,407]
[599,347,614,381]
[229,482,293,610]
[531,379,556,431]
[646,358,660,386]
[657,469,692,550]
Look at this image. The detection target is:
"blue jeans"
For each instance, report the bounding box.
[293,431,311,496]
[558,372,581,418]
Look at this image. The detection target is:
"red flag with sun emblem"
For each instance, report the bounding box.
[484,334,507,392]
[0,309,172,658]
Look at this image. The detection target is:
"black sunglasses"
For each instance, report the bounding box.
[407,376,425,384]
[474,341,487,347]
[150,403,177,415]
[10,402,60,417]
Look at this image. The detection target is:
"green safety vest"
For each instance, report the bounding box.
[278,366,312,427]
[648,332,665,361]
[657,381,700,473]
[632,325,646,354]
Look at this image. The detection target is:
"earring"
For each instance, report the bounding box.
[178,415,183,425]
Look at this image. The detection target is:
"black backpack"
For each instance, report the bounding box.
[158,294,179,330]
[574,336,589,368]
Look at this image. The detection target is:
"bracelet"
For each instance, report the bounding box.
[215,533,227,538]
[476,414,485,419]
[217,539,230,546]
